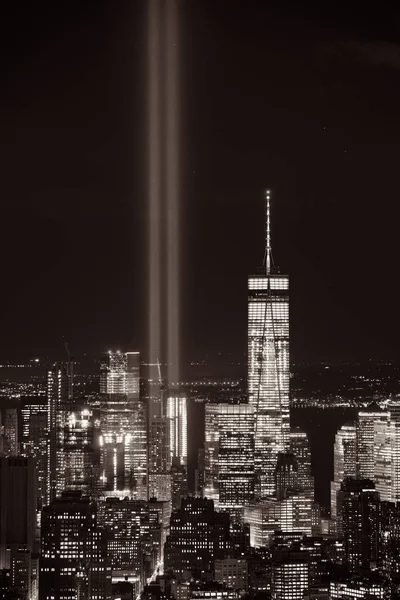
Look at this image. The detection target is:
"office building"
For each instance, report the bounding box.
[271,549,309,600]
[248,191,290,499]
[357,403,389,481]
[0,456,37,569]
[21,396,48,511]
[100,351,147,499]
[330,423,357,521]
[170,457,187,510]
[63,406,98,496]
[204,403,221,504]
[47,361,73,503]
[0,408,19,456]
[275,452,298,500]
[337,478,380,571]
[164,497,231,578]
[217,403,255,517]
[290,427,314,498]
[214,558,248,593]
[330,575,389,599]
[204,402,255,514]
[166,394,187,467]
[98,498,150,585]
[40,491,111,600]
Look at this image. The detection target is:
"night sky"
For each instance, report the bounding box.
[2,1,400,368]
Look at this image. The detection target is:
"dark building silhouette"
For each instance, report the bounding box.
[337,478,380,572]
[164,497,231,579]
[0,457,37,569]
[39,491,111,600]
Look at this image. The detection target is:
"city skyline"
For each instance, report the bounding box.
[2,2,400,598]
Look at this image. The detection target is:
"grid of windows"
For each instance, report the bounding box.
[248,273,290,499]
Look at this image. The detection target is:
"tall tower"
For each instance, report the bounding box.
[47,361,73,504]
[330,422,357,520]
[248,190,290,499]
[99,351,147,499]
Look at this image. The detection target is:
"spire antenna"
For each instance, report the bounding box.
[265,189,271,274]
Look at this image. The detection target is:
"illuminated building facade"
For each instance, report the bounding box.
[100,351,147,499]
[47,361,73,504]
[330,423,357,521]
[21,396,48,511]
[166,394,187,466]
[98,498,150,584]
[244,495,312,548]
[204,403,221,503]
[275,452,298,500]
[217,404,255,517]
[357,403,389,481]
[214,558,248,593]
[330,577,388,599]
[0,408,19,456]
[248,191,290,499]
[204,402,255,514]
[271,551,309,600]
[290,427,314,498]
[63,406,98,497]
[337,478,380,571]
[164,497,231,578]
[40,491,111,600]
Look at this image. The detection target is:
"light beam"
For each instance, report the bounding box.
[165,0,180,385]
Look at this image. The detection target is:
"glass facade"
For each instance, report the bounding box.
[248,273,290,499]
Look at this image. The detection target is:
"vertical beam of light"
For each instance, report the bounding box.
[148,0,162,367]
[165,0,180,385]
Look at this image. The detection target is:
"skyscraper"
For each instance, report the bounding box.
[47,361,73,504]
[330,423,357,520]
[248,190,290,499]
[204,402,255,514]
[217,403,255,518]
[290,427,314,498]
[337,478,380,571]
[100,351,147,499]
[21,396,48,511]
[357,403,389,481]
[166,393,187,467]
[40,491,111,600]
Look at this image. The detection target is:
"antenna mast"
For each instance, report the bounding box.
[265,189,271,275]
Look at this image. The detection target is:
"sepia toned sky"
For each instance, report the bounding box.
[1,0,400,367]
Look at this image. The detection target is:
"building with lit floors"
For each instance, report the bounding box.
[275,452,298,500]
[63,406,99,497]
[0,456,37,569]
[330,422,357,523]
[337,478,380,572]
[100,351,147,499]
[20,396,48,512]
[164,497,231,579]
[166,393,187,467]
[98,498,151,587]
[271,549,310,600]
[40,491,111,600]
[248,190,290,499]
[214,558,248,593]
[170,457,187,510]
[290,427,314,498]
[244,494,312,548]
[0,407,19,455]
[203,402,255,515]
[47,361,74,503]
[357,403,389,481]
